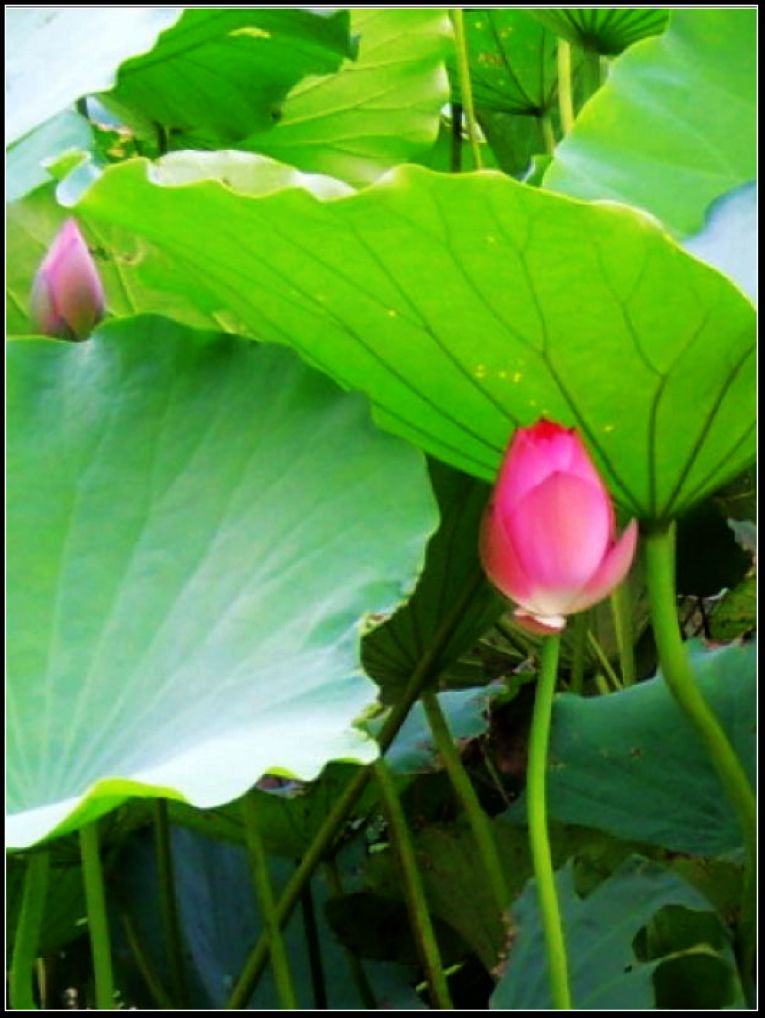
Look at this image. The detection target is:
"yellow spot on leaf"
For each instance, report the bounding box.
[512,371,523,383]
[229,27,271,39]
[475,364,487,379]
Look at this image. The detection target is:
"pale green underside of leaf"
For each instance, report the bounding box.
[76,158,755,521]
[544,9,756,236]
[7,317,437,847]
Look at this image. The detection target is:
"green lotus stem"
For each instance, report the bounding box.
[557,40,575,134]
[528,634,573,1010]
[80,821,115,1010]
[299,877,327,1009]
[569,612,589,694]
[450,101,464,173]
[452,9,483,169]
[374,759,453,1009]
[242,792,299,1010]
[152,799,188,1007]
[119,905,174,1009]
[539,111,556,156]
[225,571,486,1009]
[422,689,510,913]
[10,851,50,1009]
[610,582,636,686]
[323,860,377,1009]
[643,523,756,987]
[593,673,610,697]
[587,630,622,690]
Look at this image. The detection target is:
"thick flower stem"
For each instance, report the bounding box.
[422,689,510,914]
[539,111,556,156]
[610,582,636,686]
[225,572,486,1009]
[10,851,50,1010]
[242,791,299,1010]
[452,9,483,169]
[643,524,756,985]
[528,634,572,1010]
[374,759,453,1009]
[80,821,115,1010]
[557,40,575,134]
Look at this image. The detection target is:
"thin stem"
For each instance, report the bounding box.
[225,570,487,1009]
[593,673,610,697]
[242,792,299,1010]
[152,800,188,1006]
[450,101,463,173]
[422,689,510,913]
[610,582,636,686]
[539,111,556,155]
[299,878,327,1010]
[323,860,377,1009]
[528,635,572,1010]
[643,524,756,987]
[80,821,115,1010]
[587,631,622,691]
[569,612,589,694]
[119,906,174,1009]
[10,851,50,1009]
[374,759,453,1009]
[556,40,575,135]
[452,8,483,169]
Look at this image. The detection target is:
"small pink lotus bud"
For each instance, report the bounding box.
[480,419,638,635]
[29,219,105,341]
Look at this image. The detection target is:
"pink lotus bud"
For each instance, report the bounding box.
[480,419,638,636]
[29,219,105,341]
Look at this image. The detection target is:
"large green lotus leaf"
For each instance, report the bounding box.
[7,317,437,848]
[528,8,668,56]
[363,461,503,704]
[505,642,756,855]
[544,10,756,236]
[102,9,353,149]
[6,110,94,203]
[5,7,181,144]
[77,159,756,520]
[455,9,561,115]
[247,9,452,187]
[490,857,730,1009]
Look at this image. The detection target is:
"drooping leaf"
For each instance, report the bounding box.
[528,8,669,56]
[101,9,354,149]
[7,316,437,847]
[363,461,503,704]
[248,9,453,188]
[505,642,756,854]
[76,158,756,520]
[476,109,546,178]
[490,857,731,1009]
[5,7,181,144]
[544,10,756,236]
